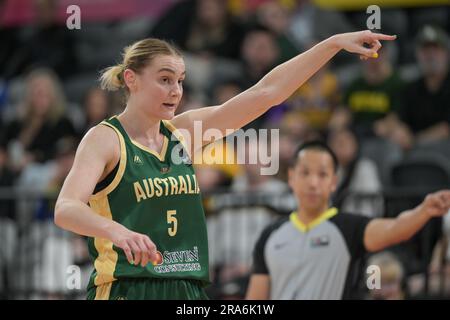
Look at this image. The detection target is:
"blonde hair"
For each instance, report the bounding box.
[100,38,182,93]
[24,68,66,124]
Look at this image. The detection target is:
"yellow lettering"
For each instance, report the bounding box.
[192,174,200,193]
[186,174,194,194]
[142,179,154,198]
[154,178,163,197]
[168,176,179,195]
[349,91,390,113]
[178,175,187,194]
[161,178,169,196]
[134,182,147,203]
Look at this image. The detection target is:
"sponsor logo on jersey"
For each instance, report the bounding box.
[133,155,143,165]
[153,246,202,274]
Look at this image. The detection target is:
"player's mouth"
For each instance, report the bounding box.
[162,103,177,109]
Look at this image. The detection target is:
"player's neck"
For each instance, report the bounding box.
[118,106,161,141]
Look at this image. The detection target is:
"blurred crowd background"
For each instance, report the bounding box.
[1,0,450,300]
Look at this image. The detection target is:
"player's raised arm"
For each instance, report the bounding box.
[364,190,450,252]
[172,30,396,151]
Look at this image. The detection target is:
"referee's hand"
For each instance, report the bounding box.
[110,225,159,267]
[420,190,450,218]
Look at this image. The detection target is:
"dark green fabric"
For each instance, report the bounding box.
[87,278,209,300]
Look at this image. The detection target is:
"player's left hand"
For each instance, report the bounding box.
[420,190,450,218]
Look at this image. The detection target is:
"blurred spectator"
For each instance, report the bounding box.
[109,90,127,116]
[0,0,21,80]
[207,141,289,298]
[194,80,244,199]
[273,130,297,182]
[15,136,78,223]
[34,137,77,220]
[276,110,322,144]
[4,0,78,79]
[16,137,75,220]
[0,68,77,171]
[395,25,450,149]
[210,79,244,106]
[238,25,280,90]
[255,1,299,63]
[232,25,280,129]
[79,87,111,136]
[0,145,16,299]
[151,0,245,60]
[194,80,244,205]
[328,128,383,218]
[231,142,288,194]
[366,251,405,300]
[0,146,15,220]
[289,0,353,51]
[194,139,242,205]
[270,59,340,131]
[206,25,280,129]
[18,137,90,299]
[331,44,405,140]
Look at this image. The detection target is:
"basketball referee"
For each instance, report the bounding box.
[246,141,450,300]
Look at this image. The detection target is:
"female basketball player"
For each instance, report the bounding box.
[54,31,396,299]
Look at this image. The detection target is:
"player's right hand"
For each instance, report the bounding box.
[110,226,158,267]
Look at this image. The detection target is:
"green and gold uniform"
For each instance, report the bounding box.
[86,116,209,300]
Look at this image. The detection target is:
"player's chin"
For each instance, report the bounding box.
[159,108,177,120]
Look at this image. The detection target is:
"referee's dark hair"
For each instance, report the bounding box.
[290,140,339,173]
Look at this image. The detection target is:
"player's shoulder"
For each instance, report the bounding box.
[77,123,120,159]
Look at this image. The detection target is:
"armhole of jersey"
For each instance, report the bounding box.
[93,161,119,194]
[90,122,127,200]
[162,120,191,159]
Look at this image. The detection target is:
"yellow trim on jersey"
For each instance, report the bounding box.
[89,195,118,288]
[290,207,338,233]
[90,121,127,200]
[110,115,169,162]
[94,281,113,300]
[162,120,191,159]
[130,134,168,162]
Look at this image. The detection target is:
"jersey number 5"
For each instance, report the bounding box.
[167,210,177,236]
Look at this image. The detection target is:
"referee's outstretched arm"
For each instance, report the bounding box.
[363,190,450,252]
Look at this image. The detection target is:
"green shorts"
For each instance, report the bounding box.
[87,278,209,300]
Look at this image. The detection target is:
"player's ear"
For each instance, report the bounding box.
[123,69,137,92]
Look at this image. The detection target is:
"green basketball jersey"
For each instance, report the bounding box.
[87,116,210,292]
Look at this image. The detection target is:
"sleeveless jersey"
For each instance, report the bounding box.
[87,116,210,288]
